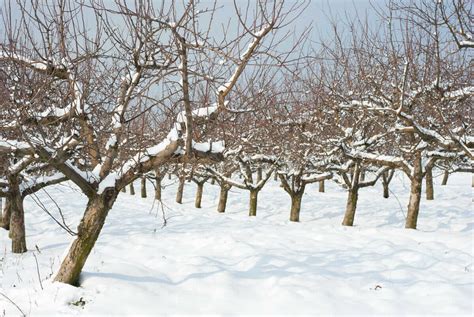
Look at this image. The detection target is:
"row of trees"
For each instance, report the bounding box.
[1,0,472,287]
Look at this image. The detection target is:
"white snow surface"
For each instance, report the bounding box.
[0,172,472,315]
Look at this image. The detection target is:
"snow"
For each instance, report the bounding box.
[0,172,472,315]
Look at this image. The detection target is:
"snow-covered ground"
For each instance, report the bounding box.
[1,172,472,316]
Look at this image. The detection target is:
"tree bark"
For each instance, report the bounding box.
[406,155,423,229]
[1,197,11,230]
[54,189,118,286]
[155,176,162,201]
[141,176,147,198]
[129,182,135,195]
[176,176,185,204]
[195,183,204,208]
[249,189,258,216]
[342,186,359,226]
[256,168,263,183]
[425,166,434,200]
[217,186,230,213]
[441,170,449,185]
[290,193,303,222]
[318,180,325,193]
[382,170,394,199]
[8,176,27,253]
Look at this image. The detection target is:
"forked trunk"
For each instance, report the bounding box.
[54,189,118,286]
[441,170,449,185]
[249,189,258,216]
[425,167,434,200]
[217,186,230,213]
[129,182,135,195]
[342,186,359,226]
[318,180,325,193]
[342,164,360,227]
[382,170,394,199]
[141,176,147,198]
[176,176,185,204]
[406,156,423,229]
[195,183,204,208]
[290,193,303,222]
[1,197,11,230]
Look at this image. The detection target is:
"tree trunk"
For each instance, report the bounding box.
[155,176,162,201]
[342,164,360,227]
[176,176,185,204]
[210,178,215,185]
[318,180,325,193]
[274,171,278,181]
[382,170,394,199]
[441,170,449,185]
[141,176,147,198]
[406,156,423,229]
[7,175,27,253]
[168,173,172,180]
[217,186,230,213]
[249,189,258,216]
[195,183,204,208]
[129,182,135,195]
[290,193,303,222]
[256,168,262,183]
[342,186,359,226]
[359,170,365,182]
[425,166,434,200]
[54,189,118,286]
[1,197,11,230]
[121,187,126,193]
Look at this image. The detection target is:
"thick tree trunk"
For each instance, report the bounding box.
[406,156,423,229]
[217,186,230,213]
[195,183,204,208]
[141,176,147,198]
[441,170,449,185]
[290,193,303,222]
[1,197,11,230]
[318,180,325,193]
[249,189,258,216]
[155,176,162,201]
[342,186,359,226]
[129,182,135,195]
[342,164,360,227]
[6,176,27,253]
[54,189,118,286]
[176,176,185,204]
[425,167,434,200]
[10,193,27,253]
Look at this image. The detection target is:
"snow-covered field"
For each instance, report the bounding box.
[1,172,472,316]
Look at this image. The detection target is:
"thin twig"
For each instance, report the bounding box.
[32,252,43,290]
[0,292,26,317]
